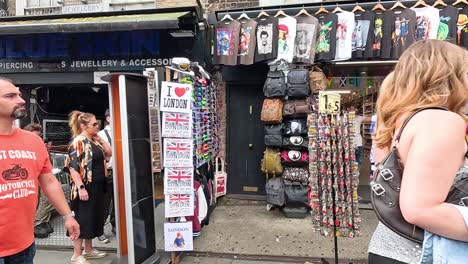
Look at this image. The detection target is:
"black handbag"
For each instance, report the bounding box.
[282,136,308,150]
[371,107,468,243]
[264,135,282,147]
[264,124,283,135]
[283,119,307,136]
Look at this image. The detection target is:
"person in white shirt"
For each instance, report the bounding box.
[348,105,371,170]
[97,109,114,243]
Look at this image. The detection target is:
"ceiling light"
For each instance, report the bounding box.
[170,30,195,38]
[326,90,352,94]
[91,87,100,93]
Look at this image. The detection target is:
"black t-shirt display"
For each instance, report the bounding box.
[352,11,375,59]
[255,16,279,63]
[214,20,241,66]
[437,6,459,43]
[380,11,393,59]
[381,9,417,60]
[238,19,258,65]
[371,11,387,58]
[458,6,468,48]
[315,13,338,62]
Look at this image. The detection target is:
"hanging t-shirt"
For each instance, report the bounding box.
[437,6,459,43]
[255,16,279,63]
[293,15,319,64]
[457,6,468,48]
[387,8,416,59]
[238,19,258,65]
[352,11,375,59]
[335,11,355,61]
[371,11,389,58]
[315,13,338,62]
[412,6,440,40]
[276,16,297,63]
[214,20,241,66]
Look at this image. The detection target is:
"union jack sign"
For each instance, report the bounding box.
[163,138,193,168]
[164,168,193,194]
[165,193,194,217]
[162,112,192,138]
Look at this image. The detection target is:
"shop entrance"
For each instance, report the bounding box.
[227,82,266,195]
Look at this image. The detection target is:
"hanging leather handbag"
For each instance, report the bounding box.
[287,69,310,98]
[283,99,311,119]
[264,125,283,147]
[261,98,283,124]
[264,124,283,135]
[281,150,309,166]
[282,167,309,184]
[263,70,287,98]
[283,119,308,136]
[282,136,308,150]
[370,107,468,244]
[284,185,310,206]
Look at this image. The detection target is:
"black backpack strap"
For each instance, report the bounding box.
[104,129,112,145]
[394,107,447,144]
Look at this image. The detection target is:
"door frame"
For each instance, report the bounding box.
[226,80,265,197]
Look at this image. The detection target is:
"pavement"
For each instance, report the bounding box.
[35,198,377,264]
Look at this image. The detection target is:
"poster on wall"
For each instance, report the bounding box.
[164,222,193,251]
[164,168,193,194]
[160,81,192,113]
[162,112,192,138]
[164,194,194,217]
[163,138,193,168]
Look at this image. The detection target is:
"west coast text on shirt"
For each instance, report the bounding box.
[0,128,52,257]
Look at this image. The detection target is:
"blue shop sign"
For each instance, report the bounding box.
[0,30,172,72]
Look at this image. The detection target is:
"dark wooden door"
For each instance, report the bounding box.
[227,82,266,195]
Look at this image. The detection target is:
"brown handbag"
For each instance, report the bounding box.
[261,98,283,124]
[283,99,311,118]
[371,107,468,243]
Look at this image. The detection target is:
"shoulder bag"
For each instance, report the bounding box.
[371,107,468,243]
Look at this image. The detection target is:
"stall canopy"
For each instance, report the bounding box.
[0,8,198,35]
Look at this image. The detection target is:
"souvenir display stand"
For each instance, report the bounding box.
[158,60,221,264]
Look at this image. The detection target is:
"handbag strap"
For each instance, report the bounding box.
[394,107,447,144]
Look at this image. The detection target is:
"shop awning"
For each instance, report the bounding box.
[0,11,191,35]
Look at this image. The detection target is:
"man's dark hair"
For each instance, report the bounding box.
[23,123,42,133]
[260,31,269,38]
[105,109,110,117]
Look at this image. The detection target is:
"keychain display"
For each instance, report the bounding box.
[308,111,361,238]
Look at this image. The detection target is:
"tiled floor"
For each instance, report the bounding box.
[35,213,118,250]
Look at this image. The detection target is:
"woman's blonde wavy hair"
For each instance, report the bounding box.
[374,40,468,149]
[68,110,95,138]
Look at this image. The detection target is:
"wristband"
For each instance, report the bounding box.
[63,211,75,221]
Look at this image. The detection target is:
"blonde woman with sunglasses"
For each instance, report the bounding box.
[64,111,112,264]
[368,40,468,263]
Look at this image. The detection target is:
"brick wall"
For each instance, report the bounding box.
[203,0,260,12]
[155,0,259,12]
[156,0,198,8]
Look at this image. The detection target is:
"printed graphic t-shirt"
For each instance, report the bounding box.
[315,13,338,62]
[437,6,459,43]
[0,128,52,257]
[412,6,440,41]
[372,11,389,58]
[293,15,319,64]
[276,16,297,63]
[352,11,375,59]
[383,9,417,60]
[238,19,258,65]
[458,6,468,48]
[214,20,241,66]
[335,11,355,61]
[255,16,279,63]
